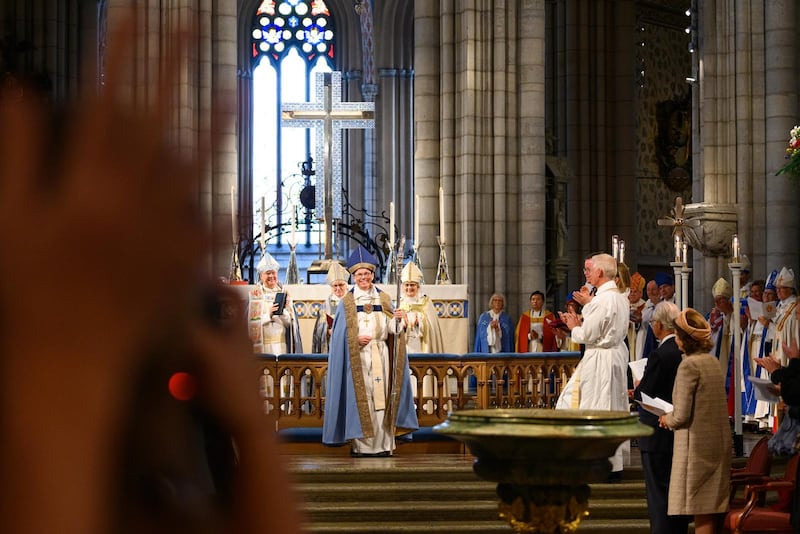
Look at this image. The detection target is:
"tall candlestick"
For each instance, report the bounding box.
[260,196,266,251]
[611,235,619,260]
[681,242,688,265]
[290,203,297,247]
[618,240,625,264]
[732,234,740,262]
[439,187,445,243]
[389,201,395,245]
[414,194,420,245]
[231,185,237,244]
[674,234,682,262]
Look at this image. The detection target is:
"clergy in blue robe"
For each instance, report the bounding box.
[474,293,515,353]
[322,246,418,456]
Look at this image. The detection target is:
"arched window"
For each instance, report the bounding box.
[250,0,335,249]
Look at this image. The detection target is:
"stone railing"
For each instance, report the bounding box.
[255,352,581,430]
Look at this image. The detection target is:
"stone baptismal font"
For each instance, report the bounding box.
[434,409,652,533]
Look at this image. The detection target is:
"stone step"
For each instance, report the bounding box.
[302,498,650,523]
[291,454,653,532]
[291,459,646,484]
[305,518,656,533]
[297,480,648,502]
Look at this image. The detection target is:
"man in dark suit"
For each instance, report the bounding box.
[633,301,691,534]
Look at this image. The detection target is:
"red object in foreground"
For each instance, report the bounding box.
[168,371,198,401]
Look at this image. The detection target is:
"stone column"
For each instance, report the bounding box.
[413,0,444,277]
[764,1,800,272]
[414,0,547,326]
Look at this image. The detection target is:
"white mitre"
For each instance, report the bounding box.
[776,267,796,289]
[257,251,280,274]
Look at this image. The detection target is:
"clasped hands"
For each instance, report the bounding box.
[755,339,800,374]
[558,311,581,330]
[571,286,593,306]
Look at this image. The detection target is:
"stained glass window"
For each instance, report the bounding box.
[251,0,335,247]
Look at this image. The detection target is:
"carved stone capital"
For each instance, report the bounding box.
[682,203,737,257]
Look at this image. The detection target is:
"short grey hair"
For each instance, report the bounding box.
[652,301,679,331]
[591,253,618,279]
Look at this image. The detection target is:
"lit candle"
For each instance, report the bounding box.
[618,240,625,264]
[290,203,297,247]
[231,185,237,244]
[389,201,395,245]
[439,187,445,243]
[732,234,740,263]
[681,242,688,265]
[414,194,420,246]
[611,235,619,260]
[260,196,266,251]
[674,234,682,262]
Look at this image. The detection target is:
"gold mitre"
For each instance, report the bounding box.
[712,277,732,298]
[326,262,350,285]
[401,262,423,284]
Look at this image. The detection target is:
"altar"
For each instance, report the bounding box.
[231,283,470,354]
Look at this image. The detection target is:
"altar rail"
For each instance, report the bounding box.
[256,352,581,430]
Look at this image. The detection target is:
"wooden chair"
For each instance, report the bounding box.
[729,435,773,507]
[722,453,798,533]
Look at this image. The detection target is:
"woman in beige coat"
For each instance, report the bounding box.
[659,308,731,534]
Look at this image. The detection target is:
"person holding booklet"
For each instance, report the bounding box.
[742,279,776,427]
[633,302,691,534]
[247,252,303,354]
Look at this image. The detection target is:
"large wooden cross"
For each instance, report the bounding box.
[281,72,374,259]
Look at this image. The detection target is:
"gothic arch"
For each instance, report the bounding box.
[236,0,415,272]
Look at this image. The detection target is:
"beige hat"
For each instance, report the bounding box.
[712,277,732,298]
[400,262,423,284]
[777,267,796,289]
[325,262,350,285]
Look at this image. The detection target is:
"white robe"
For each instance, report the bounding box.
[398,294,444,354]
[556,280,631,471]
[772,296,798,366]
[351,286,394,455]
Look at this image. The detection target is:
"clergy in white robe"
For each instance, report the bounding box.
[312,262,349,353]
[771,267,798,367]
[396,262,444,354]
[248,252,303,354]
[322,246,418,456]
[742,280,772,424]
[556,253,630,473]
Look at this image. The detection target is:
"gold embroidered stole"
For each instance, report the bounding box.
[342,289,407,438]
